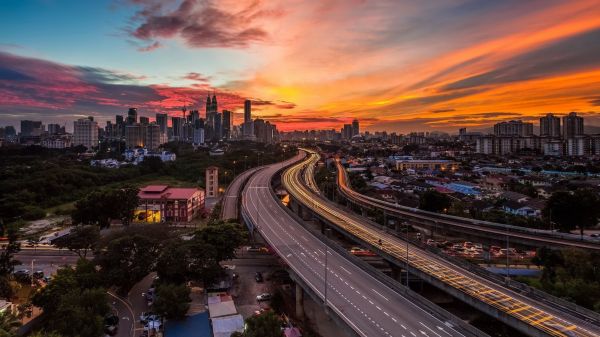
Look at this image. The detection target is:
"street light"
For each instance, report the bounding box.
[506,225,510,283]
[30,259,35,288]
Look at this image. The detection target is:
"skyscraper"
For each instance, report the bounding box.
[342,124,353,139]
[20,120,43,137]
[222,110,232,139]
[139,116,150,125]
[172,116,183,140]
[127,108,138,125]
[352,119,360,137]
[540,113,561,137]
[73,117,98,149]
[156,113,168,136]
[562,112,584,138]
[244,99,252,123]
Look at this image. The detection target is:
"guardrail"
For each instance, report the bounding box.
[271,168,489,337]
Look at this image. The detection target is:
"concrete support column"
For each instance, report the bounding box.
[295,283,305,320]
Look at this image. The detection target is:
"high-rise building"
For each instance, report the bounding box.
[222,110,232,139]
[144,123,161,150]
[342,124,353,139]
[125,124,144,148]
[244,100,252,123]
[139,116,150,125]
[47,123,63,135]
[115,115,125,138]
[214,112,222,140]
[205,166,219,198]
[20,120,43,137]
[171,117,183,140]
[127,108,138,125]
[493,120,533,137]
[193,127,205,145]
[540,113,561,137]
[73,117,98,149]
[562,112,584,138]
[156,113,168,136]
[352,119,360,137]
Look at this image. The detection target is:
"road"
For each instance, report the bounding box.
[333,159,600,251]
[242,152,474,337]
[285,149,600,337]
[222,166,264,220]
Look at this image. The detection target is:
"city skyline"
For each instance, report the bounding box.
[2,1,600,132]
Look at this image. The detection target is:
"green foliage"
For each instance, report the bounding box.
[543,189,600,235]
[532,248,600,312]
[53,225,100,258]
[269,291,285,314]
[96,234,161,293]
[0,225,20,299]
[32,259,108,337]
[237,311,283,337]
[72,186,139,228]
[152,283,191,319]
[418,190,451,213]
[348,172,369,194]
[0,312,20,336]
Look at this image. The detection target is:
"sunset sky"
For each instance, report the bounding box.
[1,0,600,132]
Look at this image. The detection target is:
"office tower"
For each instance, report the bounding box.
[540,113,561,137]
[115,115,125,138]
[3,126,16,140]
[213,112,222,140]
[127,108,138,125]
[205,166,219,198]
[459,128,467,135]
[190,110,200,124]
[171,117,183,140]
[193,127,205,145]
[156,113,168,135]
[254,118,265,142]
[73,117,98,149]
[47,124,61,135]
[244,99,252,123]
[562,112,584,138]
[493,120,533,136]
[352,119,360,137]
[125,124,143,148]
[144,123,161,150]
[139,116,150,125]
[342,124,353,139]
[20,120,42,137]
[222,110,232,139]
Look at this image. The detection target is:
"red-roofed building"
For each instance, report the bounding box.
[136,185,205,223]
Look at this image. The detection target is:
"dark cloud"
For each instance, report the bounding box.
[430,108,455,113]
[589,96,600,106]
[128,0,282,49]
[138,41,162,52]
[441,28,600,91]
[183,72,211,82]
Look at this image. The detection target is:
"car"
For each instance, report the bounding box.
[32,270,44,279]
[13,270,30,282]
[140,312,160,324]
[591,234,599,238]
[255,272,263,283]
[256,293,272,301]
[104,314,119,336]
[246,247,262,253]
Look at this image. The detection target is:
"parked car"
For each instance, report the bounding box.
[140,312,159,324]
[13,270,30,283]
[104,314,119,336]
[256,293,272,301]
[255,272,263,283]
[32,270,44,279]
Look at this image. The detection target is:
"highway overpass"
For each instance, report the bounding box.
[334,158,600,251]
[282,149,600,337]
[221,166,263,220]
[241,152,485,337]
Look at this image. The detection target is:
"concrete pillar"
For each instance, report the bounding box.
[295,283,305,320]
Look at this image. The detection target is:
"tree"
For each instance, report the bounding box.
[53,225,100,258]
[156,240,190,284]
[194,222,247,262]
[419,190,451,213]
[0,225,20,299]
[0,312,20,337]
[96,234,160,292]
[32,261,108,337]
[543,189,600,237]
[152,283,191,319]
[72,186,139,228]
[237,311,283,337]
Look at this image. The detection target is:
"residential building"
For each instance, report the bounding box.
[391,159,458,171]
[73,117,98,149]
[156,113,168,136]
[493,120,533,137]
[562,112,584,138]
[352,119,360,137]
[206,166,219,198]
[539,113,561,137]
[127,108,138,125]
[20,120,43,137]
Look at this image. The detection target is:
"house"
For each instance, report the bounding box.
[502,199,544,218]
[536,186,554,199]
[136,185,205,223]
[500,191,530,204]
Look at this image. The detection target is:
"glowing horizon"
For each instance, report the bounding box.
[1,0,600,133]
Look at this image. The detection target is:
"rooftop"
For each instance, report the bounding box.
[138,185,203,200]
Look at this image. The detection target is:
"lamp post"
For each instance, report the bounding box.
[30,259,35,288]
[233,160,236,178]
[506,225,510,283]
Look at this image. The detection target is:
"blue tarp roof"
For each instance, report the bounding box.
[165,312,212,337]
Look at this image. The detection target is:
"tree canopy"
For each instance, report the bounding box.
[152,283,191,319]
[71,186,139,228]
[53,225,99,258]
[543,189,600,236]
[419,190,452,213]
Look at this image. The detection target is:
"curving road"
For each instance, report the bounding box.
[222,166,264,220]
[285,149,600,337]
[242,152,476,337]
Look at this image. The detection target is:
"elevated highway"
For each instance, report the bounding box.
[334,159,600,251]
[282,149,600,337]
[241,152,482,337]
[221,166,263,220]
